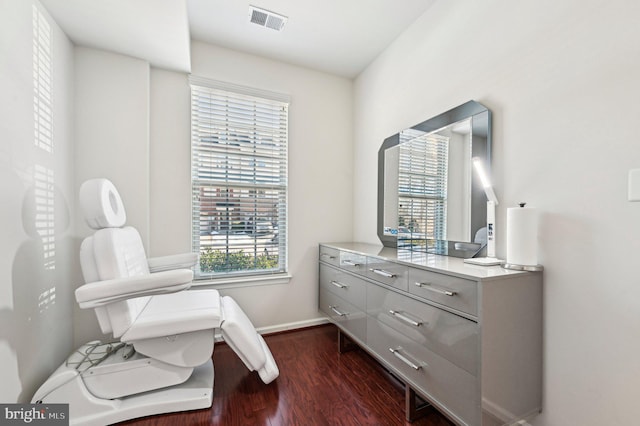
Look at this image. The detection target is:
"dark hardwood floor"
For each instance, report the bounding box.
[119,324,454,426]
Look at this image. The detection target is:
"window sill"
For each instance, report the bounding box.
[190,273,292,290]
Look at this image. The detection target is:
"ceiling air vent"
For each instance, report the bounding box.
[249,5,288,31]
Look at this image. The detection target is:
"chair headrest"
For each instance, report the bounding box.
[80,178,126,229]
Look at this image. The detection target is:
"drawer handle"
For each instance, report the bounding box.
[414,282,457,297]
[370,268,396,278]
[343,259,361,267]
[389,310,423,327]
[329,305,348,317]
[320,253,336,260]
[389,347,423,371]
[331,280,348,289]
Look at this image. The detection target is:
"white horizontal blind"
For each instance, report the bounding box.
[190,79,288,279]
[397,129,449,241]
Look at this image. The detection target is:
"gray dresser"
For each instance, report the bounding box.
[318,242,542,426]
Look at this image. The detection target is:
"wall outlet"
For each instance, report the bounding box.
[629,169,640,202]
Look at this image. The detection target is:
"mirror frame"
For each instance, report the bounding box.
[377,100,492,251]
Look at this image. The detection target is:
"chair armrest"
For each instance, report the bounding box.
[147,253,198,273]
[75,269,194,309]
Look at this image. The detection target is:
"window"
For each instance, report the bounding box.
[190,77,289,280]
[397,129,449,242]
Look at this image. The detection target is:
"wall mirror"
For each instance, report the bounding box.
[377,100,491,258]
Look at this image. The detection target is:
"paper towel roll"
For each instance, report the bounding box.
[506,205,538,266]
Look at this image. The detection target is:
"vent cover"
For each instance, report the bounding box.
[249,5,287,31]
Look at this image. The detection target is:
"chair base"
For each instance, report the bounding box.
[32,351,214,426]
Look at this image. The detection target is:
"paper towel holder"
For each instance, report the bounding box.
[502,202,544,272]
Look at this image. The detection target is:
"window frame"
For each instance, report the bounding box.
[189,77,290,283]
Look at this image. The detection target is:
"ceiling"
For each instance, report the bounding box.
[40,0,192,72]
[40,0,436,78]
[187,0,436,77]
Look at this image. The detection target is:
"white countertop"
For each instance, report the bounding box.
[321,242,534,281]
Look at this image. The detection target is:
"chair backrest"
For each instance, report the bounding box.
[79,179,151,337]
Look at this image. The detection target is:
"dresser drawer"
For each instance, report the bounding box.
[408,268,478,316]
[319,245,340,267]
[338,251,367,275]
[365,257,409,291]
[367,317,476,425]
[319,263,366,311]
[367,283,478,375]
[320,289,366,343]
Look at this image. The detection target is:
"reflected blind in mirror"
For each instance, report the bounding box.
[397,130,449,240]
[190,78,288,279]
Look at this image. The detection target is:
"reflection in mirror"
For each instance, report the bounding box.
[378,101,491,258]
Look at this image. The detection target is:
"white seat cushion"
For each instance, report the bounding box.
[121,290,222,342]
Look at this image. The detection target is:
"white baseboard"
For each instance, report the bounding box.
[257,317,330,335]
[482,397,540,426]
[214,317,330,342]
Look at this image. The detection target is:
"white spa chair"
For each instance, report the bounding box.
[32,178,278,425]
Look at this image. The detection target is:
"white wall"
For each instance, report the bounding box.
[354,0,640,424]
[149,68,192,254]
[0,0,75,403]
[149,41,354,330]
[74,47,150,245]
[73,47,150,345]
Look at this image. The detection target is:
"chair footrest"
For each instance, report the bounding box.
[220,296,279,384]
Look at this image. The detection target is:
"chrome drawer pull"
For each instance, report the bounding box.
[329,305,348,317]
[414,282,457,297]
[370,268,396,278]
[331,280,348,289]
[389,310,423,327]
[320,253,336,260]
[343,259,361,267]
[389,347,423,370]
